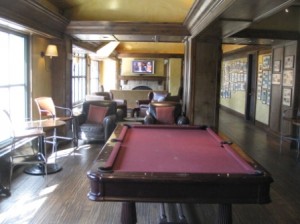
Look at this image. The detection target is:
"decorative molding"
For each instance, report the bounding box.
[232,29,300,40]
[184,0,296,39]
[118,53,183,58]
[118,75,166,85]
[184,0,235,38]
[0,0,69,38]
[66,21,190,36]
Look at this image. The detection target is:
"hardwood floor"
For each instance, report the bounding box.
[219,110,300,224]
[1,109,300,224]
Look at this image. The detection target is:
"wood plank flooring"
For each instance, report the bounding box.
[1,109,300,223]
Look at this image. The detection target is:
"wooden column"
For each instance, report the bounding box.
[184,36,222,131]
[51,37,73,112]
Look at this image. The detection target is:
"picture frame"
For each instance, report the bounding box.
[258,64,263,72]
[262,55,271,69]
[284,56,294,69]
[261,89,267,104]
[282,88,292,106]
[283,70,294,87]
[272,73,281,85]
[273,60,281,72]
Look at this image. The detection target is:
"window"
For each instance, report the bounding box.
[72,53,86,105]
[0,29,28,123]
[90,60,100,93]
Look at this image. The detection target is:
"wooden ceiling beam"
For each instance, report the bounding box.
[117,53,184,58]
[66,21,190,36]
[185,0,296,39]
[0,0,68,39]
[71,40,102,53]
[232,29,300,40]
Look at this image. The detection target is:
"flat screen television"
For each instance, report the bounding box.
[132,60,155,74]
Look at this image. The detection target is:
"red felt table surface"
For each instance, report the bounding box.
[112,126,255,174]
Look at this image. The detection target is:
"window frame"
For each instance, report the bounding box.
[72,52,87,106]
[0,27,30,119]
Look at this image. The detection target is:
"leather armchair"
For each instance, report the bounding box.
[93,92,127,120]
[144,102,189,125]
[74,101,117,143]
[136,91,170,117]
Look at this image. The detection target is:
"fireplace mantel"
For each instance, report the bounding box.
[118,75,166,85]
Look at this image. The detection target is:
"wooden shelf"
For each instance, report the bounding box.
[118,76,166,85]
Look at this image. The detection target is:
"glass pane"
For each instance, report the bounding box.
[90,60,99,78]
[90,79,98,93]
[0,31,9,85]
[9,34,25,84]
[0,88,10,111]
[0,30,27,129]
[72,52,87,104]
[9,86,26,123]
[0,110,12,143]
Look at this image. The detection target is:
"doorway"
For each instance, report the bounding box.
[245,53,257,122]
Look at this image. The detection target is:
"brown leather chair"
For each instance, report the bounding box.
[144,102,189,125]
[136,91,170,117]
[74,100,118,142]
[135,91,183,118]
[93,92,127,120]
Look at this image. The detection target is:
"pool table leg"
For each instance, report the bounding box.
[217,204,232,224]
[121,202,137,224]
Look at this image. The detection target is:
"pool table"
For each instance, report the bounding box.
[87,124,273,224]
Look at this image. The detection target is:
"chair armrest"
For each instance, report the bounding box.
[39,109,54,118]
[116,108,126,121]
[55,106,73,117]
[165,95,181,102]
[136,99,151,106]
[73,114,86,125]
[114,99,127,105]
[176,116,190,125]
[144,114,155,125]
[103,114,117,141]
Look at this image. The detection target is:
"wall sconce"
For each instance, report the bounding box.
[41,44,58,58]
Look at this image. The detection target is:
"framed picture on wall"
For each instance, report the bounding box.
[272,73,281,85]
[273,60,281,72]
[257,86,262,100]
[258,64,263,72]
[261,89,267,104]
[283,70,294,87]
[284,56,294,69]
[263,55,271,69]
[282,88,292,106]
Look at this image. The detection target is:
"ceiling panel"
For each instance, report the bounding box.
[45,0,300,54]
[57,0,195,23]
[116,42,184,54]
